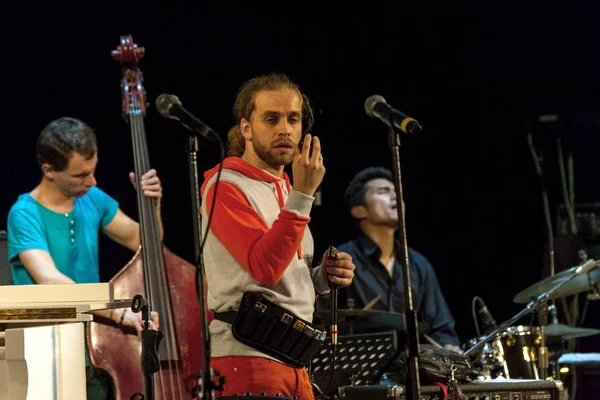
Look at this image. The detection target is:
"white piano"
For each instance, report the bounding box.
[0,283,131,400]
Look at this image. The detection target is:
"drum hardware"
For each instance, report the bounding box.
[502,325,542,379]
[465,319,600,381]
[509,258,600,381]
[538,299,550,379]
[463,335,508,379]
[464,259,597,381]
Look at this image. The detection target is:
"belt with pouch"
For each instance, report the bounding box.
[213,291,326,368]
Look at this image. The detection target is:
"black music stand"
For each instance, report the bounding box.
[311,331,400,397]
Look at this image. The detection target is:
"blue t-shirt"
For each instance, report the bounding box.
[7,186,119,285]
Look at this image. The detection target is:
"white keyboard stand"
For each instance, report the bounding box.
[0,283,131,400]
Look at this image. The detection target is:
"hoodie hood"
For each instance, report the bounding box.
[201,156,291,195]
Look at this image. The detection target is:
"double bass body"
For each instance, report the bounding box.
[88,247,203,400]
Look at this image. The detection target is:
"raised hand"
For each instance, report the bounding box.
[292,134,325,197]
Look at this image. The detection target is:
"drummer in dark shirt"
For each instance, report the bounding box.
[332,166,461,352]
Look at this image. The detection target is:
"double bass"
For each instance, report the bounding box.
[87,35,205,399]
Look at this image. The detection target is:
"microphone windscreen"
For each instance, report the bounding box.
[364,95,387,118]
[155,94,182,118]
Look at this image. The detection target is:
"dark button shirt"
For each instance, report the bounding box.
[324,232,460,346]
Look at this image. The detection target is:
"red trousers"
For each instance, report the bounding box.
[211,356,315,400]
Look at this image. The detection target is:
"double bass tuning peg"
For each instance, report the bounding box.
[133,45,145,58]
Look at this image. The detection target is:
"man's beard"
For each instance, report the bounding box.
[253,137,298,169]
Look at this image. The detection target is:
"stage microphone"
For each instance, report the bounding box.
[477,301,497,334]
[155,94,219,142]
[364,95,423,135]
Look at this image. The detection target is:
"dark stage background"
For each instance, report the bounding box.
[2,3,600,352]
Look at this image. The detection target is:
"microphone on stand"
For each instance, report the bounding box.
[155,94,220,142]
[155,93,225,399]
[364,95,423,135]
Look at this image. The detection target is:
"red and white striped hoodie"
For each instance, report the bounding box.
[200,156,330,360]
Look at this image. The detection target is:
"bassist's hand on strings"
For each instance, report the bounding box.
[128,168,164,241]
[129,168,163,202]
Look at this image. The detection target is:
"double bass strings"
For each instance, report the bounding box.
[130,95,185,398]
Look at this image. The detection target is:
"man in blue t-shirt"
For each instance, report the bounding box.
[6,117,161,399]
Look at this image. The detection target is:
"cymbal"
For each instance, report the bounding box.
[545,323,600,340]
[317,309,430,333]
[513,262,600,303]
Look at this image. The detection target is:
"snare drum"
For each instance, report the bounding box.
[500,325,542,379]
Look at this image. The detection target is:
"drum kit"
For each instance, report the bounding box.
[464,260,600,381]
[316,258,600,394]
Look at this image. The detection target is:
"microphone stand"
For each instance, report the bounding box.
[157,99,225,398]
[186,135,216,399]
[388,124,421,400]
[538,303,549,379]
[131,294,163,400]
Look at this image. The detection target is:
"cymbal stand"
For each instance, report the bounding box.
[538,302,549,379]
